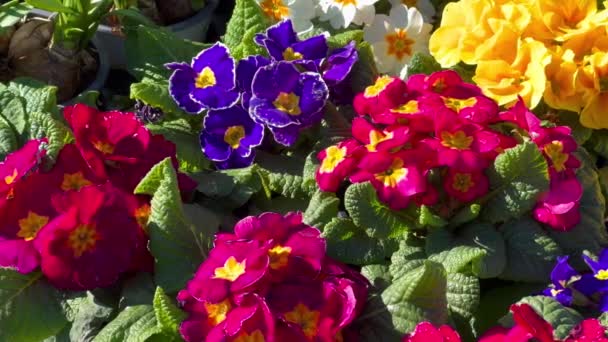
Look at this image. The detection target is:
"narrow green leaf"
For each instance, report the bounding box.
[153,287,186,336]
[93,306,159,342]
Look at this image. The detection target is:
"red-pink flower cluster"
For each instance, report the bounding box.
[177,212,369,342]
[315,71,582,230]
[0,104,195,290]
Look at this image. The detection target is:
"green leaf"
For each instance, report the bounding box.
[499,218,562,282]
[357,294,404,342]
[323,218,398,265]
[0,1,31,28]
[418,205,447,228]
[25,0,76,14]
[599,312,608,328]
[0,91,27,137]
[553,111,592,145]
[69,91,100,108]
[327,29,363,48]
[217,165,265,209]
[361,265,392,292]
[406,52,442,76]
[482,142,549,223]
[6,77,58,114]
[134,158,209,293]
[457,223,507,279]
[0,269,68,342]
[345,182,416,239]
[147,119,209,173]
[29,111,73,164]
[428,246,486,274]
[126,25,209,80]
[130,79,185,116]
[303,190,340,230]
[0,117,18,159]
[119,273,156,310]
[256,152,316,199]
[389,239,427,279]
[153,287,186,337]
[93,305,160,342]
[350,41,378,94]
[547,150,608,260]
[447,203,481,229]
[513,296,583,340]
[446,273,479,320]
[66,290,118,342]
[223,0,268,60]
[381,260,448,333]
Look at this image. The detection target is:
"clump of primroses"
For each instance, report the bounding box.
[167,19,358,169]
[0,104,195,290]
[177,212,369,341]
[315,70,583,231]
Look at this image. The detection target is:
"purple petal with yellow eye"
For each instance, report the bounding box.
[166,62,204,114]
[551,256,578,287]
[323,41,358,86]
[236,55,271,109]
[256,20,327,64]
[191,43,236,89]
[200,105,264,168]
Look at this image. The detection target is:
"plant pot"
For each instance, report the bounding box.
[96,0,218,69]
[20,10,110,105]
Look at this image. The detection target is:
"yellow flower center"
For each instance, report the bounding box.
[135,204,151,231]
[385,29,415,61]
[195,67,217,89]
[596,269,608,280]
[452,173,474,193]
[273,92,302,116]
[224,125,246,149]
[283,47,303,61]
[543,140,568,172]
[93,140,115,155]
[375,158,408,188]
[61,172,93,191]
[68,224,99,258]
[392,100,419,114]
[268,245,292,270]
[259,0,289,21]
[4,169,18,185]
[432,77,446,93]
[364,76,393,98]
[234,330,266,342]
[440,131,474,150]
[17,211,49,241]
[319,146,347,173]
[214,256,246,282]
[442,97,478,113]
[204,299,231,326]
[284,303,320,339]
[367,130,394,152]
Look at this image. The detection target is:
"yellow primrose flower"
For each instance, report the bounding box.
[578,51,608,128]
[528,0,597,40]
[473,38,551,108]
[544,48,585,113]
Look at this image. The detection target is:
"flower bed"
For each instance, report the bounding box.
[2,0,608,341]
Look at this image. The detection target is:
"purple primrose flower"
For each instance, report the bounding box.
[254,20,328,65]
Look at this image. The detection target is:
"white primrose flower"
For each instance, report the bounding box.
[389,0,436,23]
[256,0,316,34]
[364,5,432,79]
[318,0,380,29]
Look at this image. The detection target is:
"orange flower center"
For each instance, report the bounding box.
[134,204,151,231]
[402,0,417,6]
[440,131,474,150]
[259,0,289,21]
[17,211,49,241]
[543,140,568,172]
[93,140,114,155]
[4,169,18,185]
[385,29,415,61]
[268,245,292,269]
[233,330,266,342]
[284,303,320,339]
[204,299,231,326]
[61,172,93,191]
[68,224,99,258]
[452,173,474,193]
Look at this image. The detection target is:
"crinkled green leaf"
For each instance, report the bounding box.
[223,0,268,60]
[428,246,486,274]
[0,116,18,159]
[499,218,562,282]
[446,273,479,320]
[448,203,481,229]
[548,150,608,260]
[126,25,209,79]
[256,153,316,199]
[134,158,209,293]
[327,29,363,48]
[29,111,73,164]
[458,223,506,278]
[0,269,68,342]
[361,265,392,292]
[345,182,416,239]
[382,260,448,333]
[153,287,186,338]
[65,291,118,342]
[389,239,427,279]
[0,91,27,136]
[6,77,57,114]
[419,205,447,228]
[482,142,549,223]
[304,190,340,230]
[93,305,159,342]
[147,119,209,173]
[220,165,265,208]
[406,52,442,76]
[130,79,186,117]
[323,218,398,265]
[513,296,583,340]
